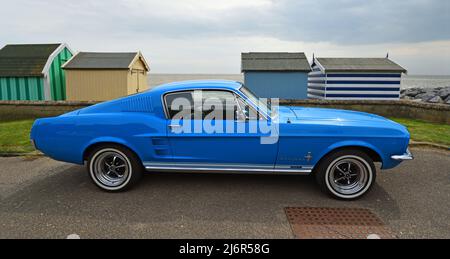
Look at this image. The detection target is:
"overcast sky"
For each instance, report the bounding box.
[2,0,449,74]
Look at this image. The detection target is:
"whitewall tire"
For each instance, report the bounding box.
[315,149,376,200]
[87,145,143,192]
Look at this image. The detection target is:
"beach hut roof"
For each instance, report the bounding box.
[0,43,65,77]
[314,58,407,73]
[62,52,149,71]
[241,52,311,72]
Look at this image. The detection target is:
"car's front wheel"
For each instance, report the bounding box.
[87,145,143,192]
[315,149,376,200]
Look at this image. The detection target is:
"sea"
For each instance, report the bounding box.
[148,74,450,90]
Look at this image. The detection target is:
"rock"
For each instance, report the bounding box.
[437,87,450,99]
[402,88,422,97]
[445,95,450,104]
[418,88,428,94]
[427,96,443,103]
[406,89,420,97]
[419,92,436,102]
[400,87,450,104]
[424,88,438,94]
[413,93,425,99]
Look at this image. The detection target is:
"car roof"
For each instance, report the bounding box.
[149,80,243,95]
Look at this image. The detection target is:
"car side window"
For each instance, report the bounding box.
[236,96,259,121]
[199,90,238,120]
[164,90,259,121]
[165,91,194,119]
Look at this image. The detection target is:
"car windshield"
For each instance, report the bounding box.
[239,86,272,116]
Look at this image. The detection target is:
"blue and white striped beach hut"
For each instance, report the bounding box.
[308,58,407,100]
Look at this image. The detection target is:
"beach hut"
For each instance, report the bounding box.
[0,43,73,101]
[62,52,150,101]
[308,57,407,100]
[241,52,312,99]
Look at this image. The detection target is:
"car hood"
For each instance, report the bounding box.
[277,106,407,130]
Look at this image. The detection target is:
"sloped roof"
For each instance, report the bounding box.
[241,52,311,72]
[0,44,61,77]
[315,58,407,73]
[62,52,149,71]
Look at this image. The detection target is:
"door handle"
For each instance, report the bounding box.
[168,124,181,128]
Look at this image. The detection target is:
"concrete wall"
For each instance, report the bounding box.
[244,71,308,99]
[281,99,450,124]
[0,100,449,124]
[0,100,97,121]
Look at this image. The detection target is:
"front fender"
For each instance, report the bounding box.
[314,140,388,169]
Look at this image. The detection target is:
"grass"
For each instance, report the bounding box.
[390,118,450,147]
[0,119,35,154]
[0,117,449,154]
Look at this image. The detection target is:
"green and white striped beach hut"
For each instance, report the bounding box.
[0,43,73,101]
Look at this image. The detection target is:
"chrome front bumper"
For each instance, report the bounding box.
[391,148,414,161]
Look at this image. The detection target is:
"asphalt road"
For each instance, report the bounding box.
[0,147,449,239]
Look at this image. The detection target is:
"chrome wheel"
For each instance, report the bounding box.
[326,156,371,197]
[92,150,130,188]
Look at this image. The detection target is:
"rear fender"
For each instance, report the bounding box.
[81,136,143,163]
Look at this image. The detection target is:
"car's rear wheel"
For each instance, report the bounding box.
[87,145,143,192]
[315,149,376,200]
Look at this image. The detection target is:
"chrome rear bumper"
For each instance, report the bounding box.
[391,148,414,161]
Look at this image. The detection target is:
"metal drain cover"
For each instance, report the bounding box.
[285,207,396,239]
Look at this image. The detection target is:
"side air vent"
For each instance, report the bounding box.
[152,138,169,146]
[154,149,170,156]
[118,96,153,113]
[151,138,171,158]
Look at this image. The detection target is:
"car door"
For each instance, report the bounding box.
[163,89,278,170]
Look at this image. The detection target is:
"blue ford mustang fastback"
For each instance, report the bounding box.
[30,80,413,200]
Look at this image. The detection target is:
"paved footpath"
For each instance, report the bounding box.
[0,147,449,239]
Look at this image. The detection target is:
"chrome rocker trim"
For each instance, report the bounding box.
[144,162,312,175]
[391,148,414,161]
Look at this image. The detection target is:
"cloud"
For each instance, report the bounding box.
[0,0,449,74]
[5,0,448,43]
[90,0,450,44]
[270,0,450,44]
